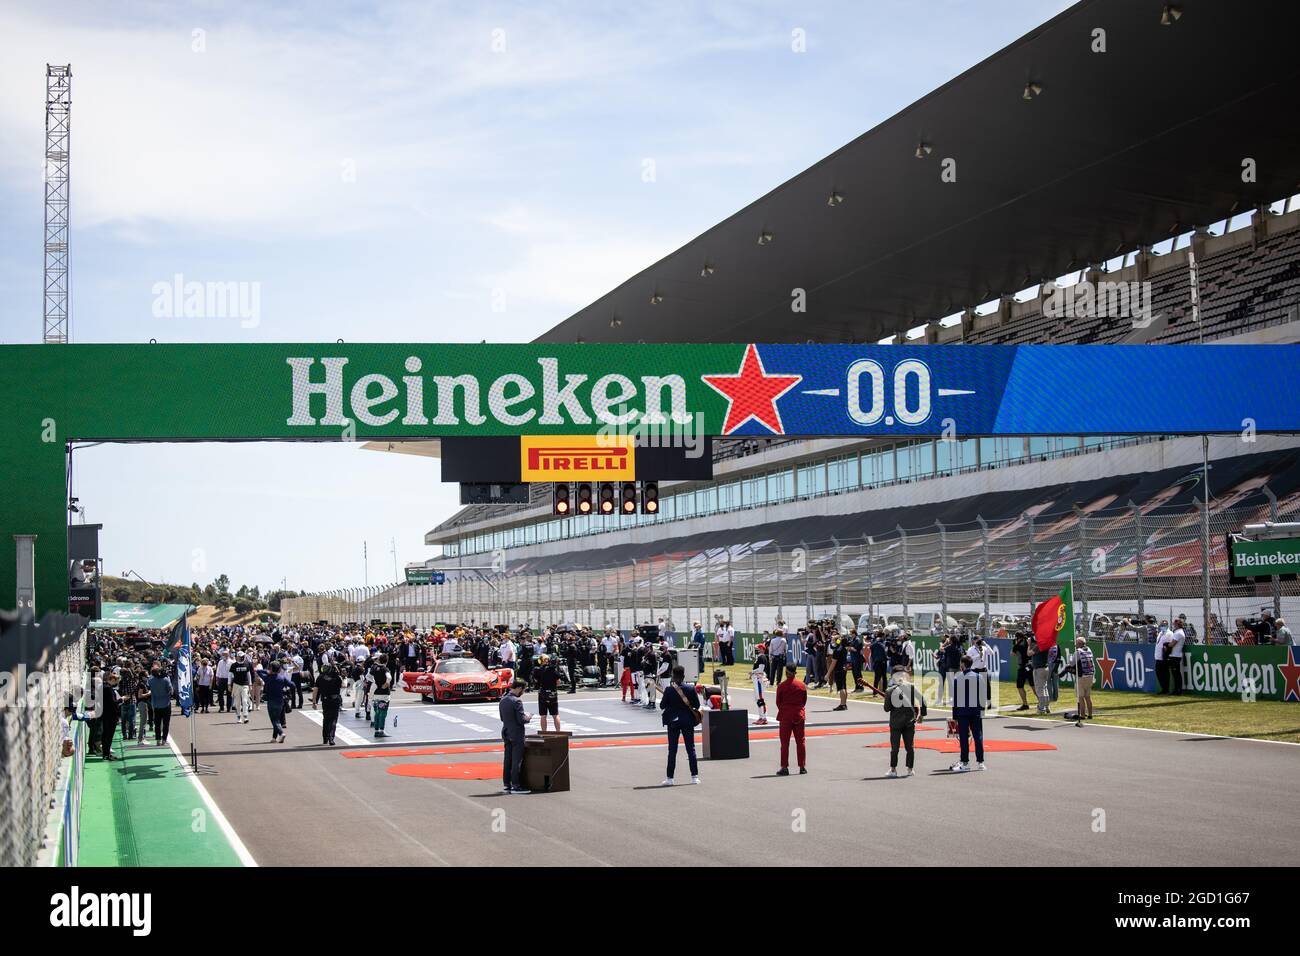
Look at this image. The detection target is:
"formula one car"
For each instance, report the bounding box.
[402,656,514,703]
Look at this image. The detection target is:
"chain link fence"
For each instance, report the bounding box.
[285,498,1300,643]
[0,612,88,867]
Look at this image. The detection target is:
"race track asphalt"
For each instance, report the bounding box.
[189,686,1300,867]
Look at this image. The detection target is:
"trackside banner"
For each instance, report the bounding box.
[3,342,1297,441]
[911,636,1300,702]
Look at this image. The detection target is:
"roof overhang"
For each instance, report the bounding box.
[538,0,1300,346]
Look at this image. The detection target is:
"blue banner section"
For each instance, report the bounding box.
[723,344,1300,437]
[173,614,192,718]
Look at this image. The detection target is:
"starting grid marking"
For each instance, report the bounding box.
[315,692,775,747]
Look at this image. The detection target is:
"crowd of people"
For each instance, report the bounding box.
[77,607,1206,786]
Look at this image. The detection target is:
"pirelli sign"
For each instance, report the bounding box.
[520,435,636,481]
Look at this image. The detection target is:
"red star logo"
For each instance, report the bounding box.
[1278,647,1300,703]
[1097,642,1118,690]
[702,344,802,435]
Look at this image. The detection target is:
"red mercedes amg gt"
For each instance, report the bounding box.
[402,656,514,703]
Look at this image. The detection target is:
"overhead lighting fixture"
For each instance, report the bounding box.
[914,142,932,159]
[757,230,774,246]
[700,263,715,277]
[609,316,622,328]
[1022,81,1042,101]
[827,190,844,207]
[1160,3,1182,25]
[649,292,663,305]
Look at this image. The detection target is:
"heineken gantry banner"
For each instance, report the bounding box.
[2,342,1297,442]
[4,340,1300,616]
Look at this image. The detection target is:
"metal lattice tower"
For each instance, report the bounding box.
[43,64,71,344]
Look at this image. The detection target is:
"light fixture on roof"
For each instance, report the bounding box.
[914,142,932,159]
[1160,3,1182,25]
[827,190,844,207]
[757,229,774,245]
[609,316,622,328]
[1022,81,1042,101]
[700,262,715,277]
[649,292,663,305]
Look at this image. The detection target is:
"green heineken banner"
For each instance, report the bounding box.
[1229,537,1300,578]
[4,341,1300,617]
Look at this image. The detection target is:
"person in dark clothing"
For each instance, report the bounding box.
[659,665,701,785]
[882,666,926,777]
[869,633,888,696]
[255,661,293,742]
[564,638,579,694]
[147,666,173,745]
[312,663,344,745]
[99,673,122,760]
[534,654,562,733]
[949,656,987,772]
[498,679,531,794]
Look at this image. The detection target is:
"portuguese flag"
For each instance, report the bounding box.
[1031,578,1075,652]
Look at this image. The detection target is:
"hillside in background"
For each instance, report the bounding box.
[100,574,299,617]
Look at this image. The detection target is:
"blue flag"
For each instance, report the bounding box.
[172,612,192,718]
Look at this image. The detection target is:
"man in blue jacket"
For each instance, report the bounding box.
[949,656,987,772]
[659,665,701,786]
[499,679,532,794]
[255,660,294,743]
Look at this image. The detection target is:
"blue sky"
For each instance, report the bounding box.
[0,0,1069,593]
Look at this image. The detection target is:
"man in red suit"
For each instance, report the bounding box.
[775,663,808,776]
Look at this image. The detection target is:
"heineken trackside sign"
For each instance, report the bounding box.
[1229,538,1300,578]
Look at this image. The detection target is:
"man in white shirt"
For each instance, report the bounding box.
[1154,623,1177,694]
[499,636,516,666]
[768,630,787,686]
[1168,623,1186,695]
[214,650,233,713]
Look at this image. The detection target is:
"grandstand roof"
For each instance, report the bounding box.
[538,0,1300,347]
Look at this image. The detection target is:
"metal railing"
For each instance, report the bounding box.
[0,612,87,867]
[283,498,1300,642]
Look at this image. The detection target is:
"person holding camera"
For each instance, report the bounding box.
[659,665,701,786]
[828,634,849,711]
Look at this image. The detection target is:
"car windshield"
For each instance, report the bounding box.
[436,659,486,674]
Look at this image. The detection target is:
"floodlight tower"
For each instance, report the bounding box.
[43,64,72,344]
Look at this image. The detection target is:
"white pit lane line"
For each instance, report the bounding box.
[295,707,368,746]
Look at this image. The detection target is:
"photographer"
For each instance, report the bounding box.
[828,633,849,711]
[1011,631,1033,712]
[869,631,888,697]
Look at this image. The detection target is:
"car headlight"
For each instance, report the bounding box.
[436,679,451,688]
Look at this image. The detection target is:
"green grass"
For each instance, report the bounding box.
[707,663,1300,744]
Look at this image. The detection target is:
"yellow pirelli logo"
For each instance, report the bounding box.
[520,435,636,481]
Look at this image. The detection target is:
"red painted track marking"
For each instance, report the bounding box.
[387,761,502,780]
[345,723,934,759]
